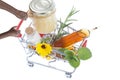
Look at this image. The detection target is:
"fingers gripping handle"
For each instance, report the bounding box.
[16,19,23,37]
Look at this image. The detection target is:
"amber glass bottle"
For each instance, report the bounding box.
[53,29,90,48]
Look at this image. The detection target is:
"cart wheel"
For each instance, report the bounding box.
[65,72,72,78]
[28,62,34,67]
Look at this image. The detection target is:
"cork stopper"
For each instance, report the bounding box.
[25,27,34,35]
[80,29,90,37]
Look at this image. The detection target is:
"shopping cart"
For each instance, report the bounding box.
[17,20,88,78]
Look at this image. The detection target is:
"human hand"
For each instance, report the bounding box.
[27,10,33,17]
[7,26,21,37]
[16,10,28,20]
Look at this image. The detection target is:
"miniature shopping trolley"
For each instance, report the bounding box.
[16,5,93,77]
[17,22,92,78]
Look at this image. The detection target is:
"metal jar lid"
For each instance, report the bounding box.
[29,0,55,16]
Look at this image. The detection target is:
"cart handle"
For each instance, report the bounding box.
[16,19,24,37]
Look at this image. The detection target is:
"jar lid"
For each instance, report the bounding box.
[29,0,55,16]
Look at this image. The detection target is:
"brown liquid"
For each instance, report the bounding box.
[53,31,87,48]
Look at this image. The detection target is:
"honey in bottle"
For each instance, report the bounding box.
[53,29,90,48]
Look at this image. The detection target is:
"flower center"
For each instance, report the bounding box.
[41,44,46,49]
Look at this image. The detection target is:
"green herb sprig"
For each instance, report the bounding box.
[55,7,79,40]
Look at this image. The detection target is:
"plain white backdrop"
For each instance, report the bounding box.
[0,0,120,80]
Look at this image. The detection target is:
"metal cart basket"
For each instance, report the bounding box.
[18,23,87,78]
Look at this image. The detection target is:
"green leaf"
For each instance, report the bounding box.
[64,50,80,68]
[67,19,78,22]
[63,22,73,28]
[64,50,74,60]
[77,47,92,60]
[69,55,80,68]
[65,7,79,23]
[58,48,68,53]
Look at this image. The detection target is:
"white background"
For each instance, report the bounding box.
[0,0,120,80]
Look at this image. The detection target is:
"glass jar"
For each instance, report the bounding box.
[28,0,57,34]
[25,26,41,45]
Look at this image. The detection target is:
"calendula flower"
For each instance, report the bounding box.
[36,43,52,57]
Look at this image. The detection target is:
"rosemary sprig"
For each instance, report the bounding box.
[56,7,79,40]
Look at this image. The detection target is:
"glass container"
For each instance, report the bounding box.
[25,26,41,45]
[28,0,57,34]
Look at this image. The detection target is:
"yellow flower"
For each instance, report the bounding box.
[36,43,52,57]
